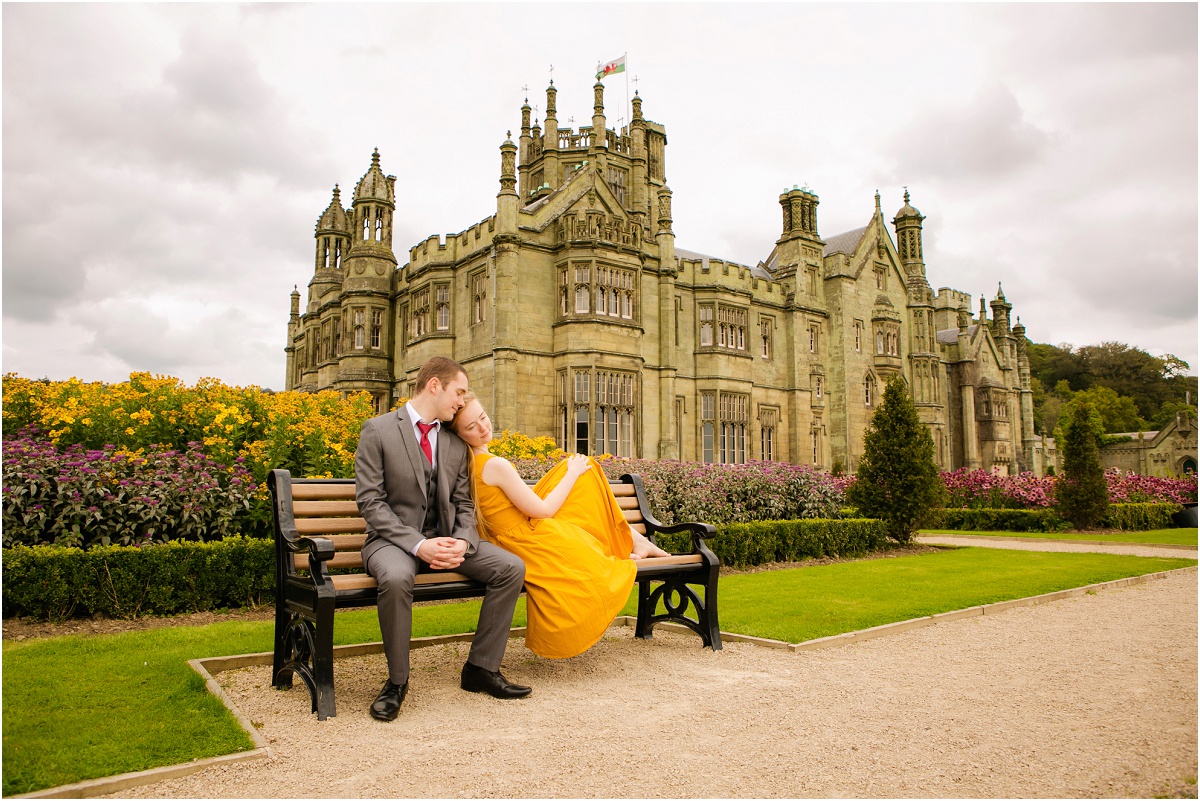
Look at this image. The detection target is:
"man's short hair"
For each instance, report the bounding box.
[414,356,467,394]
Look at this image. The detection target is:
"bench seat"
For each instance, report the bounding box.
[269,468,722,719]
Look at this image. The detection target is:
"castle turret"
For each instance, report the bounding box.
[892,190,926,279]
[497,132,519,235]
[773,186,822,279]
[543,82,560,190]
[629,91,649,229]
[1013,316,1035,469]
[518,98,532,198]
[337,149,397,410]
[590,80,608,173]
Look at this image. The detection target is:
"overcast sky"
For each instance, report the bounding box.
[4,3,1196,390]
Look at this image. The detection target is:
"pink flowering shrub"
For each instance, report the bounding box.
[1104,468,1196,504]
[3,428,257,549]
[939,468,1057,509]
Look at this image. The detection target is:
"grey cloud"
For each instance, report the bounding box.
[885,82,1053,186]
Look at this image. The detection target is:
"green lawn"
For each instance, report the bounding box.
[4,549,1195,795]
[922,527,1198,547]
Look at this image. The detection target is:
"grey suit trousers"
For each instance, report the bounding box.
[365,540,525,685]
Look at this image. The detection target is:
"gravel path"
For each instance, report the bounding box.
[116,567,1198,799]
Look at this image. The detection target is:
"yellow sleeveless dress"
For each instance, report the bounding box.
[471,453,638,659]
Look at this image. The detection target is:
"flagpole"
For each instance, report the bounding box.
[624,52,633,136]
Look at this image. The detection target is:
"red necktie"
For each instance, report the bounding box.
[416,421,436,464]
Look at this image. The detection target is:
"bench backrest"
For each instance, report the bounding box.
[284,478,647,575]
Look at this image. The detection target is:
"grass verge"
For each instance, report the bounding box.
[4,550,1194,794]
[921,528,1198,546]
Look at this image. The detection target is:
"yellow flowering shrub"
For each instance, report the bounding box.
[2,372,377,484]
[487,430,564,461]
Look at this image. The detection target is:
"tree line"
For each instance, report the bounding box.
[1025,340,1197,437]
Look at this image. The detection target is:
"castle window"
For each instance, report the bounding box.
[809,325,820,354]
[374,208,383,242]
[759,407,777,462]
[606,167,628,207]
[698,303,748,352]
[435,284,450,331]
[562,368,636,457]
[718,393,749,464]
[807,267,818,295]
[574,265,591,313]
[351,310,364,351]
[876,329,885,355]
[335,240,342,270]
[471,270,487,324]
[812,427,821,465]
[411,288,430,339]
[333,317,341,355]
[362,210,371,241]
[371,309,382,349]
[875,266,887,290]
[699,305,714,347]
[701,392,715,463]
[864,375,875,406]
[321,238,330,270]
[760,317,773,359]
[855,320,863,352]
[815,375,823,398]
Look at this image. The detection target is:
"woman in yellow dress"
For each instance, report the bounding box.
[450,394,668,659]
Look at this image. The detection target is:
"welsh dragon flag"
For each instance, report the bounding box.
[596,55,626,80]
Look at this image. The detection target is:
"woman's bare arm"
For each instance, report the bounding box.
[481,454,591,519]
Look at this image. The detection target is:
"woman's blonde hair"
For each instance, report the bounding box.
[451,392,491,539]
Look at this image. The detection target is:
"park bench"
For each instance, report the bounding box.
[268,467,722,720]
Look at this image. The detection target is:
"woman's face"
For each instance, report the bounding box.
[454,399,493,448]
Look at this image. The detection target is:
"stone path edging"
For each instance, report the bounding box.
[14,566,1196,799]
[918,533,1197,551]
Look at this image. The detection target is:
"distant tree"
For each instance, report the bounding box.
[1057,385,1146,434]
[847,376,945,543]
[1151,401,1198,431]
[1057,399,1109,530]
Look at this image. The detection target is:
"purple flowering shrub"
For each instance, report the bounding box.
[3,428,256,549]
[507,456,844,524]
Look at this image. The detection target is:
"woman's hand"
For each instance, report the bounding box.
[564,453,591,480]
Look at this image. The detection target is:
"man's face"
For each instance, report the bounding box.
[429,371,469,422]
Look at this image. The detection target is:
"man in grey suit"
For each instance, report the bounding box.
[355,356,530,721]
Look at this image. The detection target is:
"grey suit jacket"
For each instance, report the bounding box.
[355,407,479,569]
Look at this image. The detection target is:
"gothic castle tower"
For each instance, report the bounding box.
[285,77,1036,475]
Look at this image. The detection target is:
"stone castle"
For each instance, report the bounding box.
[284,79,1046,475]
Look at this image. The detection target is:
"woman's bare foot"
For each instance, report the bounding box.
[630,533,670,559]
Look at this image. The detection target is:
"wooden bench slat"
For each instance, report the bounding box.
[294,500,361,517]
[295,517,368,535]
[610,484,636,496]
[295,551,364,571]
[291,484,357,501]
[615,496,639,510]
[631,523,646,535]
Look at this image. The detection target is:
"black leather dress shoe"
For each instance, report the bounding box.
[370,680,408,721]
[460,662,532,699]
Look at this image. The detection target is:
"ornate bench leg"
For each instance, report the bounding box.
[634,578,655,640]
[312,600,337,720]
[701,568,722,650]
[273,604,294,690]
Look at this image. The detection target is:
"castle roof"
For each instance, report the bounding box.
[936,325,978,345]
[676,248,771,280]
[823,226,868,256]
[353,149,395,204]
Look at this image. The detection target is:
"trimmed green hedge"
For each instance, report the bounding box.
[933,508,1069,533]
[2,536,274,621]
[656,518,888,569]
[1100,502,1182,531]
[4,518,891,621]
[933,503,1184,533]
